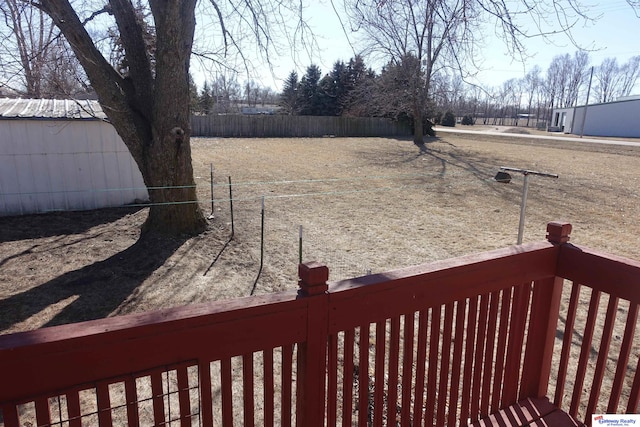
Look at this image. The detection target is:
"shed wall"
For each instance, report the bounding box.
[0,119,148,216]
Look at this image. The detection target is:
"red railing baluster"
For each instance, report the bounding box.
[373,320,386,427]
[281,344,293,427]
[586,296,619,418]
[425,306,440,426]
[199,361,214,427]
[96,382,113,426]
[554,282,581,409]
[471,293,490,419]
[400,312,415,426]
[448,301,466,426]
[627,351,640,414]
[150,370,165,426]
[220,357,233,426]
[1,404,20,427]
[263,348,274,427]
[412,309,428,427]
[570,288,601,417]
[358,323,370,427]
[342,329,355,427]
[437,303,454,425]
[608,304,638,413]
[35,397,51,427]
[492,287,512,412]
[66,389,82,427]
[461,296,478,423]
[387,316,401,426]
[327,334,338,426]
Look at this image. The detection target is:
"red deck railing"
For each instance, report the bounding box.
[0,222,638,426]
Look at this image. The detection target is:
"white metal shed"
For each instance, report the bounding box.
[0,98,148,216]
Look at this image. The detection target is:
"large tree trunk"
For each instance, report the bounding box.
[413,101,424,145]
[141,0,206,235]
[40,0,206,236]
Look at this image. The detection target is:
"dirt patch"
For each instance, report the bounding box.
[2,133,640,334]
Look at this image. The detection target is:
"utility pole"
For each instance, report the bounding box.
[580,66,594,138]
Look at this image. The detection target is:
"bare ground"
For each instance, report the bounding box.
[2,131,640,335]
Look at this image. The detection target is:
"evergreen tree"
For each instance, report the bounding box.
[320,60,349,116]
[298,65,323,115]
[279,71,299,115]
[200,81,213,115]
[342,56,377,116]
[189,74,200,113]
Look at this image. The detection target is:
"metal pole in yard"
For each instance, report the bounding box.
[299,225,303,264]
[228,176,235,238]
[251,196,265,296]
[208,163,214,219]
[499,167,559,245]
[260,196,265,271]
[517,174,530,245]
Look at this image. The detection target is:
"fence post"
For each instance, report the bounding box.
[520,222,572,398]
[296,261,330,427]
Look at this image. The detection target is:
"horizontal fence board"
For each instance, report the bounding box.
[0,293,306,403]
[557,245,640,303]
[191,115,412,138]
[327,242,558,333]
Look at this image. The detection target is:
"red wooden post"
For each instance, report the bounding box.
[298,262,329,297]
[520,222,572,398]
[296,262,329,427]
[546,221,572,245]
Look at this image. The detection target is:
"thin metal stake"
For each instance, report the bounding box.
[517,174,530,245]
[260,196,265,270]
[299,225,303,264]
[209,163,214,217]
[228,176,234,238]
[251,196,265,296]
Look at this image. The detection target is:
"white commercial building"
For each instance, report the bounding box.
[550,97,640,138]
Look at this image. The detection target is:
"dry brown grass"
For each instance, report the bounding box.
[1,132,640,335]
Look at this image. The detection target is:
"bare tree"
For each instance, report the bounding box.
[343,0,480,143]
[523,66,541,126]
[0,0,87,97]
[618,56,640,97]
[29,0,306,236]
[546,54,572,108]
[594,58,620,103]
[565,51,590,107]
[593,56,640,103]
[244,80,260,107]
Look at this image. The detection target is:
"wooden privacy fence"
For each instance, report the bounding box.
[0,222,638,426]
[190,115,413,138]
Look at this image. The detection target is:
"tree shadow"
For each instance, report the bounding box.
[0,207,144,243]
[0,233,187,332]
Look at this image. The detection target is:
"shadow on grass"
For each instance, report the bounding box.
[0,233,187,332]
[0,207,144,243]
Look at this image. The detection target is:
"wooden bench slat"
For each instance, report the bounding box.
[469,397,586,427]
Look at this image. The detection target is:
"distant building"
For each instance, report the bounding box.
[550,97,640,138]
[240,105,279,115]
[0,98,148,216]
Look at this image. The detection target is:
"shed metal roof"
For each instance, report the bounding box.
[0,98,107,120]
